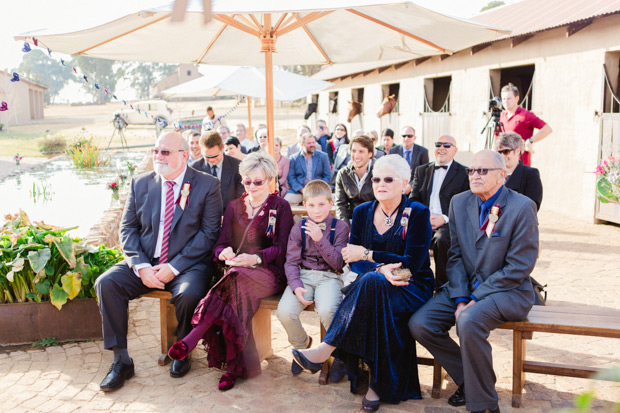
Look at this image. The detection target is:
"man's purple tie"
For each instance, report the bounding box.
[159,181,175,264]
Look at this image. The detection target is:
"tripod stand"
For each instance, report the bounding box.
[108,115,129,149]
[481,110,504,149]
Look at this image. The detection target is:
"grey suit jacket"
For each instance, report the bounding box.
[120,166,223,274]
[446,187,538,320]
[389,144,429,182]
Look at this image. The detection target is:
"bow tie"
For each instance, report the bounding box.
[435,165,448,170]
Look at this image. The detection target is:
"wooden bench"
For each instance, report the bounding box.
[499,305,620,408]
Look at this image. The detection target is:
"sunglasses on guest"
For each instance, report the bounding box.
[435,142,454,148]
[204,150,223,159]
[335,128,345,131]
[401,134,414,138]
[242,178,266,187]
[464,168,502,176]
[497,148,515,155]
[371,176,396,184]
[151,149,185,156]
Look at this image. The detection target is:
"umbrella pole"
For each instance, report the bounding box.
[263,19,275,160]
[246,96,253,140]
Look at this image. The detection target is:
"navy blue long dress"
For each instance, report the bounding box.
[323,196,435,404]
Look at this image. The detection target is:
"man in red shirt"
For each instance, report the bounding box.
[500,83,552,166]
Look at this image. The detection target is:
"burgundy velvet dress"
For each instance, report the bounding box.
[191,192,293,378]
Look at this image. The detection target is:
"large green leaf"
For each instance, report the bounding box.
[53,236,76,268]
[28,248,51,273]
[36,279,51,295]
[61,272,82,300]
[50,284,69,310]
[74,257,91,284]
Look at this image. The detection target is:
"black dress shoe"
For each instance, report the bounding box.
[471,407,500,413]
[100,359,135,392]
[170,357,191,378]
[448,384,466,406]
[291,349,324,374]
[329,358,345,383]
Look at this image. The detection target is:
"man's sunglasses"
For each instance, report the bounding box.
[204,150,223,159]
[151,149,185,156]
[371,176,396,184]
[464,168,502,176]
[401,134,414,138]
[242,178,266,187]
[497,148,515,155]
[435,142,454,148]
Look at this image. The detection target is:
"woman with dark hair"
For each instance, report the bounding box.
[168,152,294,391]
[331,123,351,183]
[293,154,435,411]
[378,128,395,153]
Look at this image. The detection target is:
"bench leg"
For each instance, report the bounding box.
[318,323,329,385]
[253,307,274,362]
[159,298,177,366]
[431,359,445,399]
[512,330,527,408]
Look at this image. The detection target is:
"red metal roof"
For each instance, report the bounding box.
[472,0,620,39]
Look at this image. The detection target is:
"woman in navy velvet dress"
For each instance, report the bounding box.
[293,154,435,411]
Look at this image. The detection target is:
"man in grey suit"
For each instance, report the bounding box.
[409,150,539,413]
[95,132,222,391]
[389,125,429,190]
[191,130,244,214]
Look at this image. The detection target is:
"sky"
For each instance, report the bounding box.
[0,0,514,102]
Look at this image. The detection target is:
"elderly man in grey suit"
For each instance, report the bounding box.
[95,132,222,391]
[409,150,539,413]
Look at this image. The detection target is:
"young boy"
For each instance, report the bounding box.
[276,180,349,382]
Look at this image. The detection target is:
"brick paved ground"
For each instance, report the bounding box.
[1,209,619,412]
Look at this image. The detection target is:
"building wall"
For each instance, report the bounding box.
[315,14,620,220]
[0,71,45,126]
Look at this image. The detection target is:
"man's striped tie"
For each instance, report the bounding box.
[159,181,175,264]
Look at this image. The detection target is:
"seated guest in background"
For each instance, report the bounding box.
[334,135,376,225]
[328,123,349,165]
[389,126,429,191]
[367,129,386,159]
[224,136,246,161]
[251,127,268,153]
[95,132,222,391]
[277,180,349,382]
[287,125,311,158]
[274,136,290,196]
[236,123,256,153]
[184,130,202,163]
[377,128,395,153]
[293,155,435,411]
[409,150,539,413]
[285,132,332,206]
[169,153,294,391]
[217,125,232,142]
[410,135,469,287]
[495,132,543,210]
[331,124,352,184]
[316,119,332,153]
[191,130,244,214]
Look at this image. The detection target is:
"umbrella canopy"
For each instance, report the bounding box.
[15,0,509,153]
[163,66,333,101]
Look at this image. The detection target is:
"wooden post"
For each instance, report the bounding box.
[246,96,253,139]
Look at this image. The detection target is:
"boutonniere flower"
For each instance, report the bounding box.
[178,182,191,210]
[481,204,501,238]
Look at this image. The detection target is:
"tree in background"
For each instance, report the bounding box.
[126,63,177,99]
[72,56,125,104]
[17,49,72,104]
[280,64,322,78]
[480,1,505,12]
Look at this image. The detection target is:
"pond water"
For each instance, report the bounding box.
[0,151,147,238]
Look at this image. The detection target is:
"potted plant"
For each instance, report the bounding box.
[0,210,123,344]
[596,156,620,205]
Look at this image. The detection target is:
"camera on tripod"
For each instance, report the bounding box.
[481,97,505,149]
[113,113,128,131]
[489,96,503,118]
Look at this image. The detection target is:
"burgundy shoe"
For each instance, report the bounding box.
[168,340,190,360]
[218,372,237,391]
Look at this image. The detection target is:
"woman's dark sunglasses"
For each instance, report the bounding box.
[242,178,266,187]
[497,148,515,155]
[371,176,395,184]
[464,168,502,176]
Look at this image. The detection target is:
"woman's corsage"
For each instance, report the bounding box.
[400,207,412,240]
[266,209,277,238]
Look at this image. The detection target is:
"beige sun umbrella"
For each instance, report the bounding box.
[14,0,509,155]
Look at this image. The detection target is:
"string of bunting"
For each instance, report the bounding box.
[2,37,243,130]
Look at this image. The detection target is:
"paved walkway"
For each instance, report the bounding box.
[1,210,619,412]
[0,156,51,181]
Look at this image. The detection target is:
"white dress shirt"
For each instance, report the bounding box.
[133,166,187,277]
[353,159,372,192]
[429,160,453,224]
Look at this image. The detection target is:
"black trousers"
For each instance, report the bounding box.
[431,224,451,288]
[94,260,212,350]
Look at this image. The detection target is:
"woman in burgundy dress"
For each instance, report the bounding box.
[168,152,294,390]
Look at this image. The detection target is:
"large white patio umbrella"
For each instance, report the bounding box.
[15,0,509,154]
